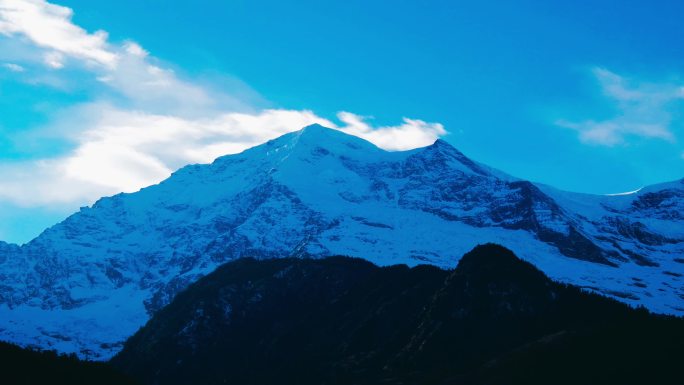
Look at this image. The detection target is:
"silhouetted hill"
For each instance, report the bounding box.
[0,341,139,385]
[112,244,683,385]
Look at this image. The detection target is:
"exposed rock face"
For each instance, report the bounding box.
[0,124,682,359]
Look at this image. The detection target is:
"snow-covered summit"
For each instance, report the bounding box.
[0,125,682,359]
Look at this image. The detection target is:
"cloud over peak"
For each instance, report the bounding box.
[0,0,448,209]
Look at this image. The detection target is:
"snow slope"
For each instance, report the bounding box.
[0,124,682,359]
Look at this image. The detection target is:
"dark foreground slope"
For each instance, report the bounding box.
[0,341,139,385]
[112,244,683,385]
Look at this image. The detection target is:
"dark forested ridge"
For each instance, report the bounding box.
[0,341,139,385]
[112,244,684,385]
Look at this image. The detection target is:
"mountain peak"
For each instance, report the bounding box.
[422,138,467,158]
[296,123,334,139]
[300,123,333,133]
[415,138,495,177]
[431,138,454,148]
[289,124,381,155]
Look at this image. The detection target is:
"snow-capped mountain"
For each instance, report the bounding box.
[0,124,682,359]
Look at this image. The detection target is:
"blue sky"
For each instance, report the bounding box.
[0,0,683,243]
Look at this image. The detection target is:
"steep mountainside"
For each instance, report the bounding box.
[0,124,682,358]
[111,245,684,385]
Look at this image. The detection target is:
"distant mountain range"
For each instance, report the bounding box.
[111,244,683,385]
[0,124,682,359]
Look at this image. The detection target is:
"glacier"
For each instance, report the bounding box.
[0,124,682,359]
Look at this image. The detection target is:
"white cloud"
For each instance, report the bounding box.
[0,0,448,209]
[2,62,24,72]
[123,41,147,58]
[337,112,446,150]
[43,50,63,68]
[558,67,682,146]
[0,0,117,67]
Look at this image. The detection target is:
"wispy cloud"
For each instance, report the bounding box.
[0,0,447,209]
[557,67,683,146]
[2,62,24,72]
